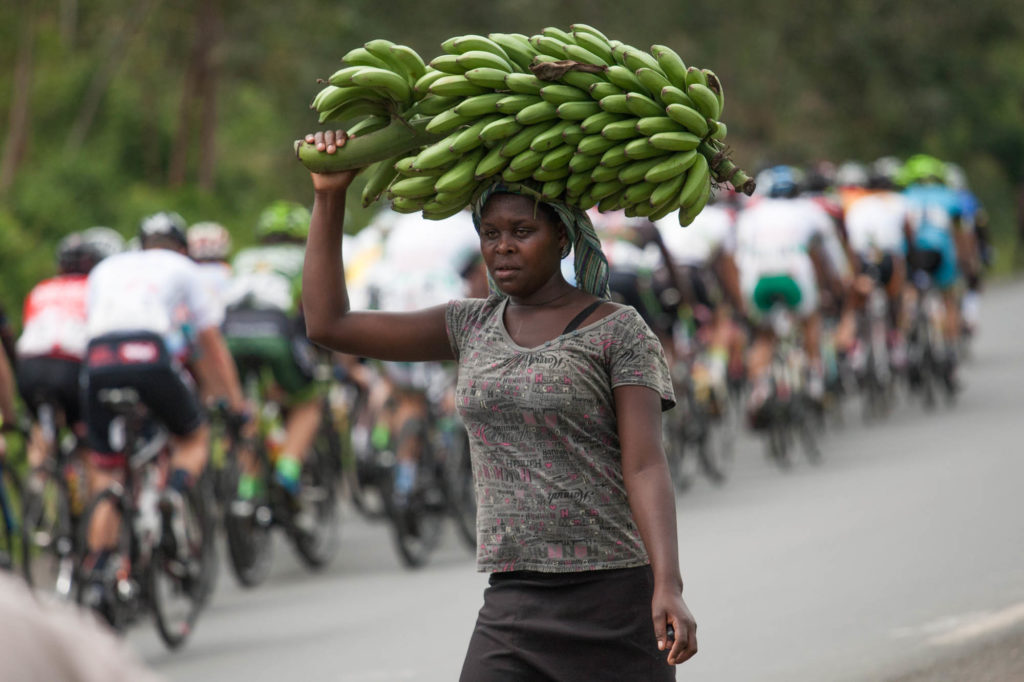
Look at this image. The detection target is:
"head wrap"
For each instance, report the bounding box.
[471,182,610,298]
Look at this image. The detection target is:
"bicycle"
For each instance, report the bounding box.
[905,261,955,410]
[19,399,86,599]
[851,254,896,422]
[221,368,340,588]
[76,387,216,649]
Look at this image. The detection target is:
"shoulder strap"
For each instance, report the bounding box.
[562,300,606,335]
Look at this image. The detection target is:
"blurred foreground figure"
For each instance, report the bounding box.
[0,571,163,682]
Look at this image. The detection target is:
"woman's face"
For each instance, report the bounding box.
[477,194,568,298]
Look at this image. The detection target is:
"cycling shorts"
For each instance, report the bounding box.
[223,308,321,403]
[908,227,957,290]
[856,252,896,287]
[741,256,818,319]
[16,356,83,427]
[82,332,203,463]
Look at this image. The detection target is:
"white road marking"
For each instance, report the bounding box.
[891,602,1024,647]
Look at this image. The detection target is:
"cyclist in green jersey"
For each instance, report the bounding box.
[222,201,325,500]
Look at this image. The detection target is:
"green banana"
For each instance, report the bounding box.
[362,39,410,80]
[540,84,591,105]
[605,65,648,94]
[589,82,624,100]
[388,44,428,82]
[541,26,575,44]
[624,93,663,118]
[599,94,631,115]
[601,118,642,141]
[618,46,662,74]
[530,35,569,59]
[412,93,461,116]
[454,93,507,118]
[428,54,468,75]
[645,150,698,183]
[559,70,605,91]
[590,181,621,201]
[635,116,684,136]
[515,101,559,125]
[391,196,428,213]
[475,144,512,179]
[648,195,683,222]
[327,66,365,88]
[599,142,631,168]
[623,137,667,160]
[571,30,615,65]
[665,103,710,137]
[423,202,470,221]
[649,131,702,151]
[569,23,610,42]
[702,69,725,114]
[563,43,610,67]
[622,181,656,205]
[561,123,586,145]
[540,144,575,171]
[589,162,621,183]
[389,174,440,199]
[433,187,475,206]
[500,123,550,157]
[350,67,412,103]
[650,44,688,90]
[479,115,524,143]
[496,94,544,114]
[346,115,390,137]
[316,85,380,112]
[533,165,570,182]
[413,69,445,96]
[424,109,473,135]
[451,35,511,60]
[457,50,513,73]
[530,120,576,152]
[434,147,486,194]
[412,133,463,170]
[687,83,721,120]
[568,151,601,173]
[618,157,664,185]
[502,165,535,183]
[625,201,655,218]
[710,121,728,141]
[576,190,599,211]
[342,47,391,70]
[660,85,697,109]
[598,188,628,212]
[319,98,389,124]
[576,133,617,156]
[429,74,489,97]
[685,66,708,88]
[504,72,545,95]
[556,101,603,121]
[540,179,568,200]
[581,111,626,135]
[395,155,445,177]
[489,33,537,71]
[565,171,592,197]
[464,67,513,90]
[507,148,544,174]
[649,171,687,205]
[678,153,710,207]
[635,68,672,102]
[449,115,503,153]
[360,156,401,207]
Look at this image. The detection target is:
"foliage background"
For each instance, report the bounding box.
[1,0,1022,327]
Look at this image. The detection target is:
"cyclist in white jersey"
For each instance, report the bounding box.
[81,212,249,604]
[187,221,234,315]
[735,167,838,422]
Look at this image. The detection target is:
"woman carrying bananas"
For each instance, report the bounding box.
[302,128,697,680]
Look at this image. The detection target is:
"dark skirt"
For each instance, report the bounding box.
[459,565,676,682]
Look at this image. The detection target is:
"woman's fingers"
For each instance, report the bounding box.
[305,129,349,154]
[667,617,697,665]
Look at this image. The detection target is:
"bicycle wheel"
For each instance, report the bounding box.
[697,400,737,485]
[663,398,697,493]
[0,464,23,572]
[222,451,274,588]
[76,488,133,632]
[290,437,340,569]
[796,396,823,464]
[149,482,214,650]
[20,466,76,598]
[388,419,445,568]
[443,425,477,551]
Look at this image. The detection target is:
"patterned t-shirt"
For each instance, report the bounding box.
[445,296,675,574]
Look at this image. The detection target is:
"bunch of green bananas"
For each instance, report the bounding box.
[298,25,754,226]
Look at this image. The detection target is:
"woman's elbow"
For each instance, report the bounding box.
[304,317,334,349]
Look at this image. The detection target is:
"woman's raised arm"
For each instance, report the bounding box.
[301,130,454,362]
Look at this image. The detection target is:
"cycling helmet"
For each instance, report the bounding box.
[803,160,836,193]
[897,154,947,186]
[867,156,902,190]
[80,226,126,262]
[139,211,188,248]
[756,165,803,198]
[255,201,311,241]
[835,161,870,188]
[944,162,968,192]
[55,233,91,274]
[187,221,232,261]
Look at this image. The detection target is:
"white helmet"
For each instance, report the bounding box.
[187,221,232,261]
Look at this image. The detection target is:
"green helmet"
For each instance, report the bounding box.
[255,200,311,241]
[897,154,948,187]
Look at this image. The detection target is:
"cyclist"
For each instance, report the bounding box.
[80,211,249,613]
[187,221,234,310]
[944,163,988,338]
[899,154,977,389]
[15,228,123,475]
[222,201,324,502]
[735,166,839,426]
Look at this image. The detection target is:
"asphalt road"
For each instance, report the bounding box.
[130,280,1024,682]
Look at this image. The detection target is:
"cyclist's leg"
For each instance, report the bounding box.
[267,332,324,493]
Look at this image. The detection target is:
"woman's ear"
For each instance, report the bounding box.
[559,228,571,259]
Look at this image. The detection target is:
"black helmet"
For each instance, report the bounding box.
[55,233,92,275]
[139,211,188,248]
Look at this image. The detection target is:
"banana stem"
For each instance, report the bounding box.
[294,117,440,173]
[699,141,756,196]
